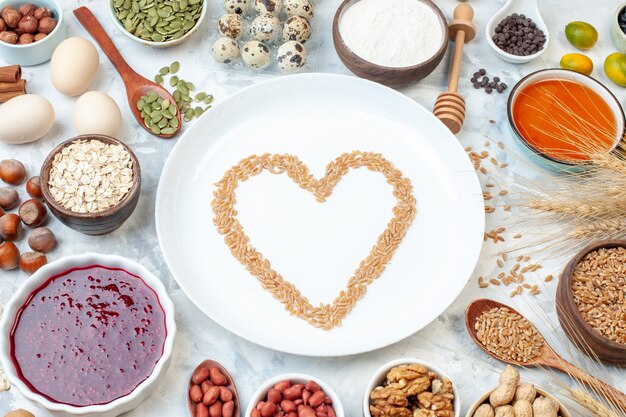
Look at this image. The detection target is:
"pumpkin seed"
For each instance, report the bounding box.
[170,75,179,86]
[195,92,206,101]
[169,61,180,74]
[158,118,168,128]
[155,74,163,84]
[204,95,214,105]
[161,127,177,135]
[194,106,203,117]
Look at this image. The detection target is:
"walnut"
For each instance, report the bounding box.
[370,387,409,407]
[414,410,436,417]
[417,392,454,417]
[403,376,432,396]
[370,404,413,417]
[387,364,430,383]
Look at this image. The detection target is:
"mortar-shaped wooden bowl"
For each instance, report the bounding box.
[556,240,626,366]
[332,0,449,88]
[465,386,572,417]
[40,134,141,235]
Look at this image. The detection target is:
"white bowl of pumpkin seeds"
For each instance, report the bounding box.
[109,0,208,48]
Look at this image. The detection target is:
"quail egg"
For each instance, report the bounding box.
[283,0,313,19]
[276,41,307,73]
[282,16,311,43]
[249,15,281,43]
[241,40,271,69]
[254,0,281,16]
[223,0,250,14]
[211,37,240,64]
[218,13,244,38]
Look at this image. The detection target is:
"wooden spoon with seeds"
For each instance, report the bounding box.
[188,360,240,417]
[466,299,626,412]
[73,6,182,139]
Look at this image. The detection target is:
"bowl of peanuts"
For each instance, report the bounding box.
[364,358,460,417]
[465,366,572,417]
[246,374,344,417]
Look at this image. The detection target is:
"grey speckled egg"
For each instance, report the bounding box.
[211,37,240,64]
[223,0,250,15]
[249,15,281,43]
[218,14,244,38]
[276,41,307,73]
[255,0,281,16]
[282,16,311,43]
[241,40,271,69]
[283,0,313,19]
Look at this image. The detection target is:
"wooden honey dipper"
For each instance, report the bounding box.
[433,3,476,134]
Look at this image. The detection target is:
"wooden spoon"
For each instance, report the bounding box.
[466,298,626,413]
[73,6,182,139]
[433,3,476,134]
[188,360,240,417]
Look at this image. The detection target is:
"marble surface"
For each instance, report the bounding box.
[1,0,625,416]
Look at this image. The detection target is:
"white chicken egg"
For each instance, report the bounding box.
[249,15,280,43]
[73,92,123,138]
[50,37,99,96]
[255,0,281,16]
[283,0,314,19]
[212,37,241,64]
[0,95,55,144]
[276,41,307,73]
[223,0,250,14]
[218,13,244,38]
[241,40,271,69]
[282,16,312,43]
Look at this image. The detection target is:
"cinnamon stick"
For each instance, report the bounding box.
[0,90,25,103]
[0,79,26,94]
[0,65,21,83]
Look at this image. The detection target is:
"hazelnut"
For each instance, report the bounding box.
[1,7,20,28]
[33,32,45,41]
[0,187,19,210]
[18,3,36,17]
[19,251,47,274]
[18,33,34,44]
[18,15,37,33]
[28,227,55,253]
[26,176,42,198]
[33,6,51,20]
[0,213,22,241]
[0,17,6,32]
[37,16,56,34]
[0,241,19,270]
[18,198,47,227]
[0,30,17,44]
[0,159,26,185]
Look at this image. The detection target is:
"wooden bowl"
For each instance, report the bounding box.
[556,240,626,366]
[40,134,141,235]
[465,386,572,417]
[332,0,449,88]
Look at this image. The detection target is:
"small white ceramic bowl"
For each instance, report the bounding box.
[485,0,550,64]
[0,0,66,66]
[363,359,461,417]
[465,386,572,417]
[610,3,626,52]
[0,253,177,417]
[246,373,344,417]
[107,0,207,48]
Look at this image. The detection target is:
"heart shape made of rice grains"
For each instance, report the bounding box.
[211,151,417,330]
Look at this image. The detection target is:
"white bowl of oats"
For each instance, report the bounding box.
[40,134,141,235]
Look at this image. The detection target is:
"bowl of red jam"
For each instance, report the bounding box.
[0,253,176,417]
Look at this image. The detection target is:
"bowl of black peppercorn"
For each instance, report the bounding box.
[611,3,626,53]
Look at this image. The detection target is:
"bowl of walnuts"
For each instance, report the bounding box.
[364,358,460,417]
[0,0,66,65]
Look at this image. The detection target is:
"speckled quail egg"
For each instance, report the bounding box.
[276,41,307,73]
[282,16,312,43]
[218,13,244,38]
[249,15,281,43]
[255,0,281,16]
[283,0,313,19]
[211,37,240,64]
[223,0,250,15]
[241,40,271,69]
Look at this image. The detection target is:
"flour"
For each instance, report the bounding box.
[339,0,444,68]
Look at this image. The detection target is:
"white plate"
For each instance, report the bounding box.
[156,74,484,356]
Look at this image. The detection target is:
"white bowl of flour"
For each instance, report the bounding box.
[332,0,448,87]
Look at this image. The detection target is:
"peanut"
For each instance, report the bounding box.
[260,402,277,417]
[514,384,536,404]
[210,367,228,386]
[305,381,321,392]
[223,400,235,417]
[489,366,520,407]
[267,388,283,403]
[209,401,223,417]
[473,404,495,417]
[302,389,311,405]
[197,403,210,417]
[190,384,203,402]
[251,410,261,417]
[204,386,220,406]
[495,405,515,417]
[284,385,303,401]
[513,400,533,417]
[193,368,210,384]
[275,380,292,392]
[309,391,325,407]
[220,386,233,402]
[202,380,215,394]
[299,406,316,417]
[282,400,297,412]
[327,406,336,417]
[533,397,558,417]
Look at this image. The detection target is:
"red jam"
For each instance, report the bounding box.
[10,265,167,407]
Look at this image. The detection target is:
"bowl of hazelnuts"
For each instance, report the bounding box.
[0,0,65,66]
